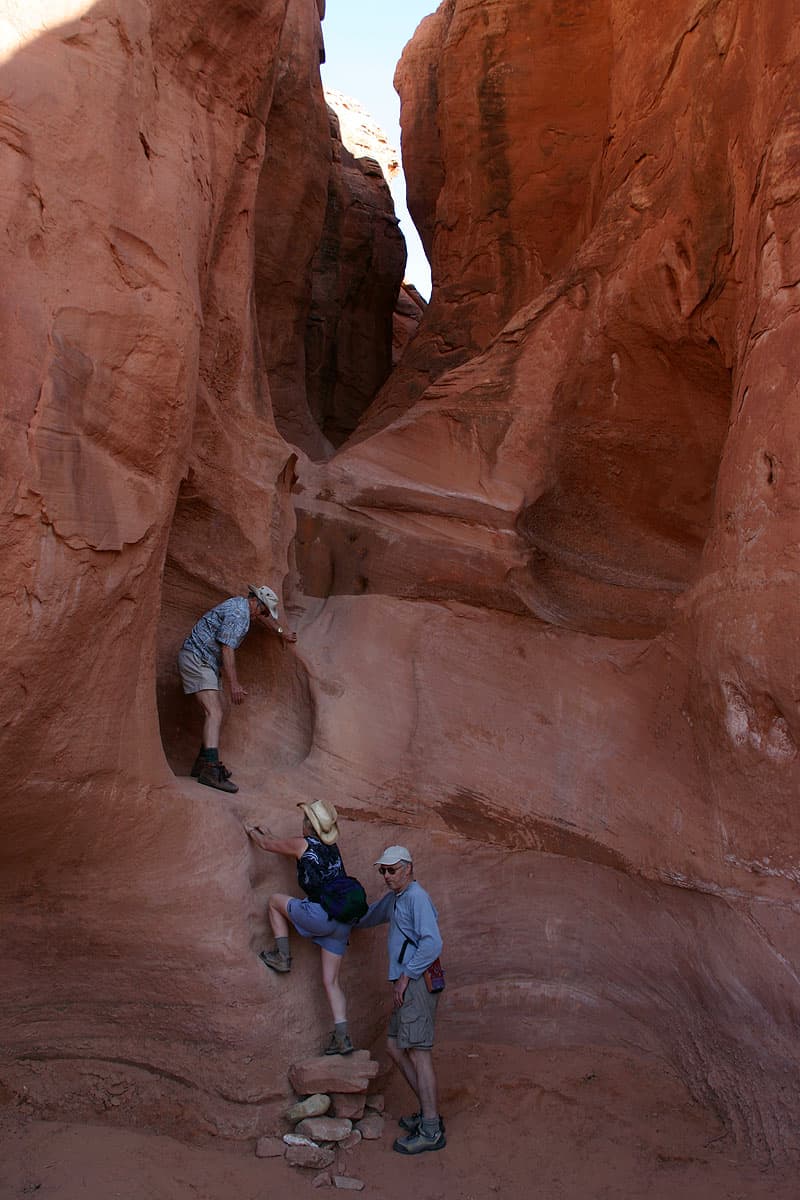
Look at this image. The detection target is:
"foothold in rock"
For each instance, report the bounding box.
[365,1093,385,1112]
[333,1177,365,1191]
[286,1093,332,1123]
[255,1135,285,1158]
[313,1171,333,1189]
[296,1116,353,1143]
[355,1112,384,1140]
[285,1143,336,1170]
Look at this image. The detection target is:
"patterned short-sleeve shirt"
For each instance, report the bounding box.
[182,596,251,670]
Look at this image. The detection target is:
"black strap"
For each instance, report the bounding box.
[394,894,419,965]
[398,933,418,964]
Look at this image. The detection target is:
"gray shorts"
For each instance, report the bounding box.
[177,647,219,694]
[286,898,351,957]
[388,974,439,1050]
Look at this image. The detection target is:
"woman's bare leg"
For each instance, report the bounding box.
[267,893,292,939]
[320,947,347,1023]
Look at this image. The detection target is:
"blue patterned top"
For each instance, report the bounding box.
[182,596,251,670]
[297,835,345,902]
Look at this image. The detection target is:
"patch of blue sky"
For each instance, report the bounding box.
[320,1,441,299]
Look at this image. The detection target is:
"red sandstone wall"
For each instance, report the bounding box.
[2,0,800,1166]
[0,0,325,1139]
[293,0,800,1159]
[337,0,800,889]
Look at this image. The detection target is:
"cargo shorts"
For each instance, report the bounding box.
[388,974,439,1050]
[177,647,219,694]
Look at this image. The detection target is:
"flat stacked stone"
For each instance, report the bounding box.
[260,1050,384,1173]
[288,1050,379,1096]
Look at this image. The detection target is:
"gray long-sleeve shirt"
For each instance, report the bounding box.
[357,880,442,981]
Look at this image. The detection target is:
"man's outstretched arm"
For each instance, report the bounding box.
[355,891,394,929]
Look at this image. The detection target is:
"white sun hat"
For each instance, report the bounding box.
[248,584,279,620]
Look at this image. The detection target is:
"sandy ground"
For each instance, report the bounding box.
[0,1042,794,1200]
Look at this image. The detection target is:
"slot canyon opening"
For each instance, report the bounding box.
[253,4,434,461]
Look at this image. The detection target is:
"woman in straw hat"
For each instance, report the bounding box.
[245,799,355,1055]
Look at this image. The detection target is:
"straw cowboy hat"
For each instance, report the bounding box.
[298,799,339,845]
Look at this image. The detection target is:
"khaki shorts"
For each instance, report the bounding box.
[177,647,219,694]
[388,975,439,1050]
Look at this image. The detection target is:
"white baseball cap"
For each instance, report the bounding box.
[374,845,413,867]
[248,584,279,620]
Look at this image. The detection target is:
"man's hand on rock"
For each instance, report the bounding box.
[281,630,298,645]
[230,682,247,704]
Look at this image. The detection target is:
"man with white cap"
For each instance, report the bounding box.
[178,585,296,793]
[357,845,446,1155]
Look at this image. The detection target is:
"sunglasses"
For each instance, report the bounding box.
[378,864,406,875]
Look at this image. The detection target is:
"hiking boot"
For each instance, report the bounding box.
[259,949,292,974]
[393,1122,446,1155]
[196,761,238,793]
[323,1030,354,1056]
[192,755,232,780]
[398,1112,446,1134]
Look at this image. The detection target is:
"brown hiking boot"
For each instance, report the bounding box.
[197,761,238,793]
[323,1030,354,1056]
[192,754,233,780]
[259,949,292,973]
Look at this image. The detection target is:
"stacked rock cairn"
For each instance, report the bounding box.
[255,1049,387,1190]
